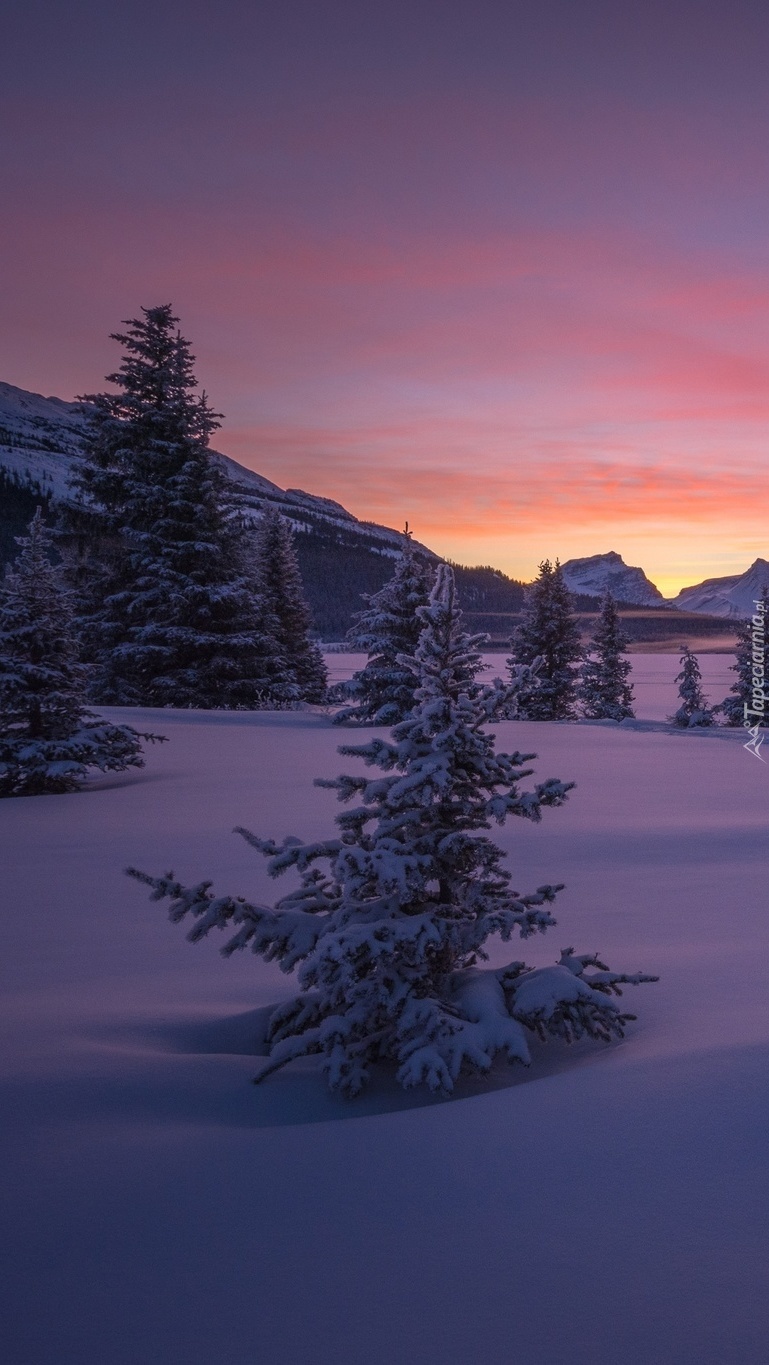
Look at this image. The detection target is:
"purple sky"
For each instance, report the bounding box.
[3,0,769,589]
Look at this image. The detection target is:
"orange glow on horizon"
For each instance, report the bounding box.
[4,102,769,596]
[219,424,768,595]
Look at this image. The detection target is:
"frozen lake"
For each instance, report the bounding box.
[325,650,737,724]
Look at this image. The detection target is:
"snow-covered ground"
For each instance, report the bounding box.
[3,654,768,1364]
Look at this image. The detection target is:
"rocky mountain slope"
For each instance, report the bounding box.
[3,379,762,632]
[670,559,769,618]
[560,551,666,606]
[0,380,415,558]
[561,548,768,620]
[0,380,525,637]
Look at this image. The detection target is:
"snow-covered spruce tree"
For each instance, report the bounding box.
[0,510,158,796]
[64,305,278,707]
[670,646,713,728]
[334,525,434,725]
[720,587,769,726]
[252,506,327,704]
[578,590,635,720]
[129,564,654,1096]
[719,618,755,727]
[507,559,583,719]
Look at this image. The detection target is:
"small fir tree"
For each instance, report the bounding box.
[0,510,158,796]
[64,305,277,707]
[335,526,434,725]
[578,591,635,720]
[130,565,654,1096]
[252,507,327,704]
[670,647,713,727]
[720,587,769,726]
[508,559,583,719]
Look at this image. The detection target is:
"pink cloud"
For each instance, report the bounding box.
[220,419,769,538]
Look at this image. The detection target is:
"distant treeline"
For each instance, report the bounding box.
[0,484,526,639]
[294,530,527,638]
[0,475,736,646]
[461,605,738,647]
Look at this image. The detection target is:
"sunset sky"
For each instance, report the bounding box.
[3,0,769,593]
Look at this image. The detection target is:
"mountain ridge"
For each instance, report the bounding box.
[670,558,769,617]
[0,380,423,560]
[560,551,666,606]
[561,548,769,620]
[0,379,528,637]
[2,379,765,626]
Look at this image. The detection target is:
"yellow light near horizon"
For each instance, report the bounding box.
[420,528,767,596]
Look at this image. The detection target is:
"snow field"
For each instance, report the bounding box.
[2,654,768,1364]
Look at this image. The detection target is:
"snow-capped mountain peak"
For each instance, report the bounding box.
[671,558,769,618]
[560,551,665,606]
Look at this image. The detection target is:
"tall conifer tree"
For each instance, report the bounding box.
[335,526,434,724]
[578,591,635,720]
[65,305,276,707]
[252,507,327,704]
[0,510,154,795]
[508,559,583,719]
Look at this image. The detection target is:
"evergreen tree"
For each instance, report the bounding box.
[720,587,769,726]
[334,526,434,724]
[130,565,654,1096]
[252,507,327,704]
[0,510,158,796]
[0,469,54,574]
[578,590,635,720]
[670,647,713,727]
[508,559,583,719]
[719,618,755,727]
[64,305,277,707]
